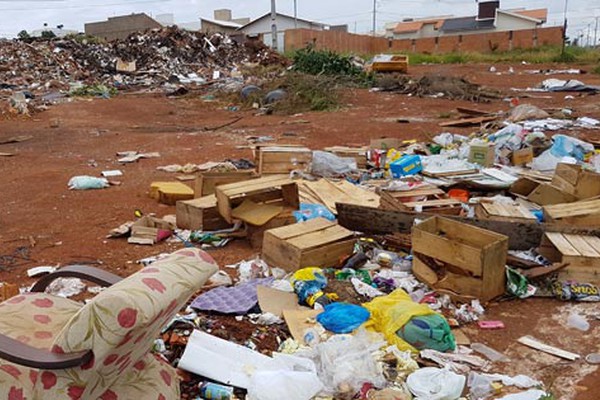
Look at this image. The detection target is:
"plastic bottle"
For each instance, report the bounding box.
[567,313,590,331]
[198,382,233,400]
[303,327,321,347]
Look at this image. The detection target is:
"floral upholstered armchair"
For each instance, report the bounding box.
[0,248,218,400]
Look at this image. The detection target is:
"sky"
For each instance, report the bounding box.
[0,0,598,42]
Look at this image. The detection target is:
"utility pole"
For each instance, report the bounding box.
[294,0,298,29]
[271,0,278,51]
[594,17,600,47]
[372,0,377,36]
[561,0,568,54]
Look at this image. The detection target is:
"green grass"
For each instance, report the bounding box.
[593,64,600,74]
[405,46,599,65]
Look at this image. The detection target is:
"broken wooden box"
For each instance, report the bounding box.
[510,177,576,206]
[551,163,600,200]
[255,146,312,175]
[215,175,299,224]
[538,232,600,284]
[412,216,508,302]
[193,170,257,198]
[262,217,355,272]
[176,195,231,231]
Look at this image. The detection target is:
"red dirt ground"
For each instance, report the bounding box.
[1,63,599,399]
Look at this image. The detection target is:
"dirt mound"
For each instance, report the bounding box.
[376,74,500,102]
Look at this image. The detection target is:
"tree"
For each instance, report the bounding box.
[41,30,56,39]
[17,30,30,40]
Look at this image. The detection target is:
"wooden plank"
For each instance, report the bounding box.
[336,203,600,251]
[439,115,497,127]
[267,218,334,240]
[545,233,581,256]
[527,183,577,206]
[583,235,600,254]
[517,336,580,361]
[544,199,600,220]
[218,175,291,195]
[404,198,461,208]
[386,187,445,199]
[563,234,600,257]
[300,239,355,268]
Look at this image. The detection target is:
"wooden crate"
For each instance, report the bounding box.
[150,182,194,205]
[262,218,355,272]
[255,146,312,175]
[544,199,600,227]
[247,210,297,250]
[194,170,257,198]
[176,195,231,231]
[323,146,368,169]
[552,163,600,200]
[527,183,577,206]
[215,175,300,224]
[476,201,537,222]
[411,216,508,302]
[538,232,600,284]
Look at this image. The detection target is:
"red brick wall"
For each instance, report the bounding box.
[284,27,564,55]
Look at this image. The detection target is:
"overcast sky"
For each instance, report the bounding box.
[0,0,598,42]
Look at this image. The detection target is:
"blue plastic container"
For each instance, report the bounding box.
[390,155,423,178]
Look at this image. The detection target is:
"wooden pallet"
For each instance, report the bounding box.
[538,232,600,284]
[379,187,461,215]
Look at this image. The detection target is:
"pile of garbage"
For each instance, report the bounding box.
[374,75,501,102]
[0,27,285,114]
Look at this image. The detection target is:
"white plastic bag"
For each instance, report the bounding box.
[310,151,357,177]
[68,176,109,190]
[407,367,465,400]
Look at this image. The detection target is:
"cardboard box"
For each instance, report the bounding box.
[176,195,231,231]
[0,283,20,302]
[129,216,174,245]
[370,138,402,150]
[255,146,312,175]
[262,218,355,272]
[150,182,194,205]
[194,170,257,198]
[512,147,534,166]
[538,232,600,285]
[469,143,495,167]
[552,163,600,200]
[412,216,508,301]
[215,175,299,224]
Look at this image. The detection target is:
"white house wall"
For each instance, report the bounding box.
[241,16,315,36]
[495,13,538,31]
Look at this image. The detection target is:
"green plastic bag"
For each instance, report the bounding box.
[397,314,455,352]
[363,289,454,353]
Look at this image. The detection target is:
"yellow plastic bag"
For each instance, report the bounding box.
[362,289,437,353]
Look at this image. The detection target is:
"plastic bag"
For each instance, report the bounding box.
[316,303,370,334]
[68,176,109,190]
[310,151,357,177]
[531,134,594,171]
[311,328,387,395]
[362,289,449,353]
[407,367,465,400]
[291,268,334,308]
[293,203,336,222]
[508,104,549,122]
[396,314,455,352]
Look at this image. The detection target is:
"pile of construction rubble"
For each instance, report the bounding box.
[0,27,285,114]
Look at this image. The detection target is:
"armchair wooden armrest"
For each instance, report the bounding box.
[30,265,123,293]
[0,333,93,369]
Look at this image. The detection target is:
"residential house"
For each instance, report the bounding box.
[237,12,330,52]
[85,13,162,41]
[155,14,201,31]
[387,1,547,40]
[201,9,250,35]
[30,26,79,38]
